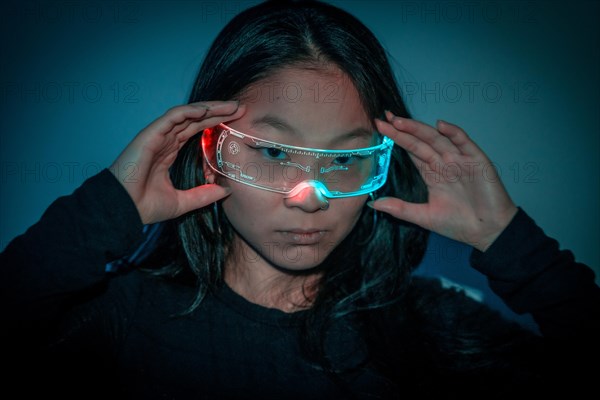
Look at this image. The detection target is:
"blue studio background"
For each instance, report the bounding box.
[1,0,599,330]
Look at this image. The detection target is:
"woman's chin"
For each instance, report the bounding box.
[267,247,330,275]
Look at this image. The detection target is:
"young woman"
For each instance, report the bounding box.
[2,1,598,398]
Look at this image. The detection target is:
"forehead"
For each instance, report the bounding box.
[234,66,373,147]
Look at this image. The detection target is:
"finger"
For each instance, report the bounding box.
[181,101,246,125]
[385,111,459,155]
[175,184,232,216]
[145,106,248,174]
[192,104,247,131]
[369,197,431,230]
[172,106,247,143]
[154,101,242,135]
[199,101,245,117]
[375,118,441,165]
[153,103,246,147]
[436,119,482,157]
[159,103,210,128]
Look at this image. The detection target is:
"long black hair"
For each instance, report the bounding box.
[140,0,429,381]
[119,2,539,393]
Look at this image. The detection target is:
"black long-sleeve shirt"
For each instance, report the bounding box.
[1,169,599,399]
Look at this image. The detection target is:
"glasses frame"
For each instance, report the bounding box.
[202,123,394,198]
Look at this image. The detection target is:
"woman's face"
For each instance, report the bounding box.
[211,66,374,271]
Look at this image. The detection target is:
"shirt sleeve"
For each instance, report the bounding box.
[469,207,600,339]
[0,168,145,340]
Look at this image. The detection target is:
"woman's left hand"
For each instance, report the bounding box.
[371,111,518,252]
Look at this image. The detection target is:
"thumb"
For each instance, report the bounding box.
[175,184,232,216]
[369,197,430,229]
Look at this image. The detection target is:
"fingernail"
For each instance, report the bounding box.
[366,201,375,209]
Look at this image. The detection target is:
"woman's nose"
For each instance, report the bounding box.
[283,181,329,212]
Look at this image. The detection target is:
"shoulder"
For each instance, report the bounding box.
[402,276,540,372]
[405,276,528,337]
[110,268,198,316]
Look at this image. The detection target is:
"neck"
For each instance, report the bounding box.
[224,236,321,313]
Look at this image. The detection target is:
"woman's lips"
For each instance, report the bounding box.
[279,229,326,245]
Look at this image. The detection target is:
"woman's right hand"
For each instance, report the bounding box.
[109,101,245,225]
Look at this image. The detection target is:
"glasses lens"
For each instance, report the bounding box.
[202,125,392,197]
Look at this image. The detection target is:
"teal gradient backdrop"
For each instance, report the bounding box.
[1,1,598,327]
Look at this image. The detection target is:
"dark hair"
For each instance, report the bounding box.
[144,0,429,381]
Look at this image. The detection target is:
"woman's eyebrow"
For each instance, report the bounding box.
[251,115,373,145]
[330,127,373,146]
[251,115,297,135]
